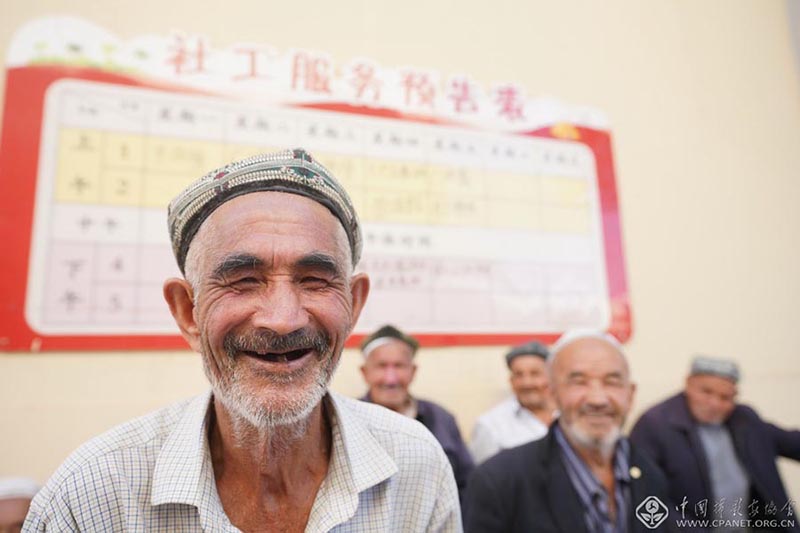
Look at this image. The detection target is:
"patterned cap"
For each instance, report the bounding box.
[505,340,549,367]
[167,148,362,273]
[690,355,740,383]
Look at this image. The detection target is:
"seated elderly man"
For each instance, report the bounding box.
[359,324,474,506]
[630,356,800,532]
[470,341,554,464]
[465,330,673,533]
[0,478,38,533]
[25,149,460,532]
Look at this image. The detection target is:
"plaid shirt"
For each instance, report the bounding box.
[24,391,461,532]
[554,424,631,533]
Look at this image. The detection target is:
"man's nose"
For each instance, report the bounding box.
[709,395,726,411]
[382,366,400,385]
[521,376,541,389]
[250,281,310,335]
[585,381,610,405]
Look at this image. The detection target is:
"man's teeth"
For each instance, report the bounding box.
[247,349,309,362]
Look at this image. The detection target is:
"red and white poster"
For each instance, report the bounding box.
[0,16,631,351]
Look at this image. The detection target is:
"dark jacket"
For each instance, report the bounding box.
[630,392,800,532]
[464,428,675,533]
[360,395,474,508]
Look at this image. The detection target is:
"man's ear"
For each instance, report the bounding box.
[163,277,201,353]
[348,272,370,328]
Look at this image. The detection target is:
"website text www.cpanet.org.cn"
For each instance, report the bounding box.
[675,518,796,530]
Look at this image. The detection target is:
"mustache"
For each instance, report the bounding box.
[223,328,330,358]
[578,404,617,416]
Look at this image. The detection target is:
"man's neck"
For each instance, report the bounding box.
[521,400,555,426]
[396,396,417,418]
[574,443,614,471]
[209,397,333,532]
[559,424,620,518]
[370,392,416,418]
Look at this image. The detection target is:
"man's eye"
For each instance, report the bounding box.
[301,277,329,288]
[230,277,260,287]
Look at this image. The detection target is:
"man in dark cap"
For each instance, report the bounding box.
[25,149,461,532]
[469,340,555,464]
[630,356,800,532]
[359,325,474,507]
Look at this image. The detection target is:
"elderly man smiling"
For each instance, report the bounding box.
[25,149,460,533]
[359,325,474,508]
[465,330,673,533]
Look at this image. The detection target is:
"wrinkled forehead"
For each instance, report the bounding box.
[687,373,738,394]
[188,191,352,271]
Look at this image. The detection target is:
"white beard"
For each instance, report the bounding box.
[203,344,339,430]
[562,419,621,459]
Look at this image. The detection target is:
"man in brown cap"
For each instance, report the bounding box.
[359,325,474,508]
[25,149,460,532]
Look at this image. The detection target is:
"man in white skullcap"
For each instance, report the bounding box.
[0,478,38,533]
[359,325,474,509]
[466,329,673,533]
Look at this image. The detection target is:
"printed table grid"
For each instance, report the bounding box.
[25,79,609,335]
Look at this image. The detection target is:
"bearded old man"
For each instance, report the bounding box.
[465,330,674,533]
[24,149,461,532]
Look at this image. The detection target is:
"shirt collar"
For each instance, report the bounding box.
[326,391,399,492]
[303,392,400,532]
[151,391,214,508]
[511,396,529,417]
[150,390,399,531]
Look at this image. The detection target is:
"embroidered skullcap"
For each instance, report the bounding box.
[0,477,39,499]
[690,355,740,383]
[167,148,361,274]
[361,325,419,359]
[505,341,549,368]
[549,329,624,362]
